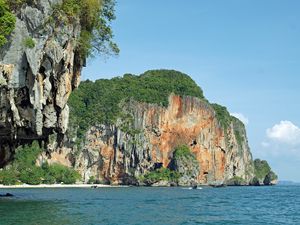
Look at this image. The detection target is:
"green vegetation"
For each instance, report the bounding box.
[254,159,271,180]
[19,166,44,185]
[87,176,96,184]
[173,145,196,160]
[0,169,18,185]
[226,176,247,186]
[250,176,260,186]
[253,159,278,185]
[23,37,35,48]
[42,163,81,184]
[170,145,199,183]
[138,146,197,185]
[0,141,81,185]
[139,168,181,185]
[13,141,42,170]
[211,104,246,150]
[118,112,141,135]
[69,70,205,139]
[234,125,244,150]
[53,0,119,58]
[231,117,246,151]
[0,0,16,47]
[211,104,233,129]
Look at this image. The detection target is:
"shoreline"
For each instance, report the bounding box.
[0,183,279,189]
[0,184,125,189]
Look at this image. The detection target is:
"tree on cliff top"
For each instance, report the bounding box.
[69,70,205,139]
[56,0,119,58]
[254,159,271,180]
[1,0,119,58]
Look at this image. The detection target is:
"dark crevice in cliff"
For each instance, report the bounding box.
[131,146,140,169]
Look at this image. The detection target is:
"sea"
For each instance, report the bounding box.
[0,185,299,225]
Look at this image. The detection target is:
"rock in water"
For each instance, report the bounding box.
[0,193,14,197]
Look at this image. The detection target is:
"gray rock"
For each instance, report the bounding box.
[0,1,83,166]
[168,152,200,186]
[43,104,57,128]
[21,6,44,31]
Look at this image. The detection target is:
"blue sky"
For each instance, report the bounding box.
[82,0,300,182]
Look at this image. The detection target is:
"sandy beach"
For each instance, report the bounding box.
[0,184,123,189]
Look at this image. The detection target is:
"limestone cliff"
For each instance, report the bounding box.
[0,0,82,166]
[44,92,255,186]
[0,2,259,186]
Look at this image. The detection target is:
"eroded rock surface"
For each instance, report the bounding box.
[0,1,82,166]
[44,95,255,185]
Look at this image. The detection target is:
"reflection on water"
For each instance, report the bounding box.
[0,186,299,225]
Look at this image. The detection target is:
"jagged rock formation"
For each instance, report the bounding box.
[0,0,82,166]
[44,93,255,185]
[252,159,278,185]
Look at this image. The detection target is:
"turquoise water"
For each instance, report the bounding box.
[0,186,299,225]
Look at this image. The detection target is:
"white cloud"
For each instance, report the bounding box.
[260,121,300,159]
[260,121,300,181]
[266,121,300,145]
[230,113,249,125]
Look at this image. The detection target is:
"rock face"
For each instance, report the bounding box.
[252,159,278,186]
[169,150,200,186]
[45,94,255,185]
[0,1,82,166]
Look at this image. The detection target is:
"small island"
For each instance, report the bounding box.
[0,70,277,187]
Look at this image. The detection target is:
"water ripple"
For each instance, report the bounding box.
[0,186,299,225]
